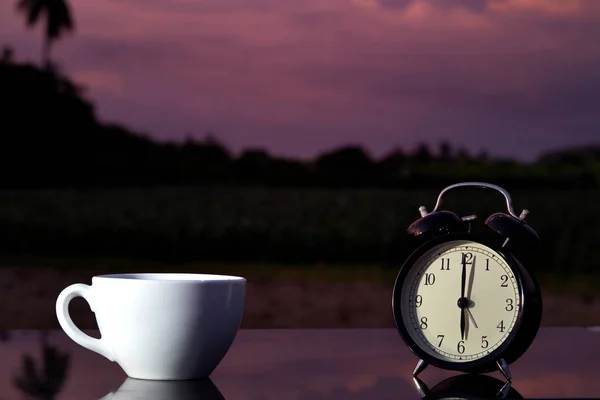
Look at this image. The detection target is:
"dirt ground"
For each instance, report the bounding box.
[1,267,599,329]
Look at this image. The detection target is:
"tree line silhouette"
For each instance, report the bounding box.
[2,50,600,190]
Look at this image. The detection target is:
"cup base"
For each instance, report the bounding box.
[124,372,214,381]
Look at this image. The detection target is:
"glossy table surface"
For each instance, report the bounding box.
[1,328,599,399]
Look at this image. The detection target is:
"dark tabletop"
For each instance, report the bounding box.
[1,327,599,399]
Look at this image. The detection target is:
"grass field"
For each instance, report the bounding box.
[0,186,599,277]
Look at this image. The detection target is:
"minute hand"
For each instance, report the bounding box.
[461,254,467,298]
[460,255,466,340]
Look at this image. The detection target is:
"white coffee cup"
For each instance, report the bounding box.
[56,273,246,380]
[98,377,225,400]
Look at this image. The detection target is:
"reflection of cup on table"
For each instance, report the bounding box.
[98,377,225,400]
[56,273,245,380]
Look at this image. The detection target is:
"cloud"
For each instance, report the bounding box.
[73,69,124,96]
[488,0,600,15]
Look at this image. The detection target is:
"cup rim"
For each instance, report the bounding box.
[93,273,246,283]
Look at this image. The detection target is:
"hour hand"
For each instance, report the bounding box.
[466,308,478,329]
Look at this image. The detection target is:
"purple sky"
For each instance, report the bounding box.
[1,0,600,161]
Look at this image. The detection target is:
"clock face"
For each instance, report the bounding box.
[399,240,522,363]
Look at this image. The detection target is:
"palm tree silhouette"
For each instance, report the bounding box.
[15,0,75,69]
[13,333,70,400]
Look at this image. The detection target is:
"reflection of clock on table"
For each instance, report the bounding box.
[413,374,524,400]
[392,182,542,381]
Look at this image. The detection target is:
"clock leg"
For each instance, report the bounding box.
[496,379,513,400]
[496,358,512,381]
[413,359,428,377]
[412,376,431,398]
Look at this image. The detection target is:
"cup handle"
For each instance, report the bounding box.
[55,283,115,362]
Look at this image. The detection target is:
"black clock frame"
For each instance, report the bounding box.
[392,231,542,374]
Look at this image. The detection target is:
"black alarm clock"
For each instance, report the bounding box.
[392,182,542,381]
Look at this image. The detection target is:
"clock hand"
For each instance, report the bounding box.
[460,255,467,340]
[466,256,476,300]
[461,255,467,299]
[466,308,478,329]
[464,255,477,340]
[460,309,466,340]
